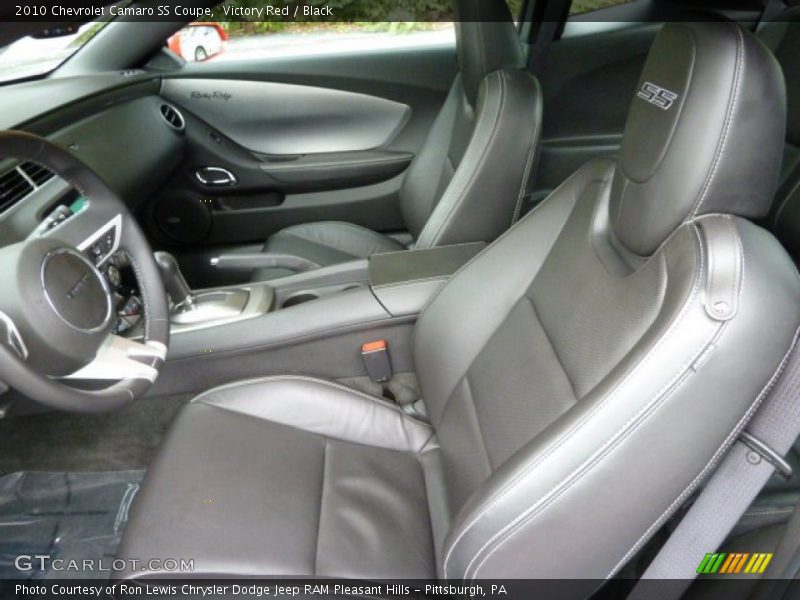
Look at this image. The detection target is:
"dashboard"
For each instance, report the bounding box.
[0,71,188,336]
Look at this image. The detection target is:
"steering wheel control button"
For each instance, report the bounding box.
[77,215,122,267]
[105,264,122,289]
[89,231,116,264]
[41,248,113,333]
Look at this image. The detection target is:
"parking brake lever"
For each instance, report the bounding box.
[154,251,194,307]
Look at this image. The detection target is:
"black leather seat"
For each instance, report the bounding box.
[679,15,800,596]
[116,22,800,581]
[250,0,543,281]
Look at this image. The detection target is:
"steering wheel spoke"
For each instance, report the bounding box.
[62,334,166,383]
[0,310,28,360]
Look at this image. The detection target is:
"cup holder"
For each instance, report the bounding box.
[282,292,319,308]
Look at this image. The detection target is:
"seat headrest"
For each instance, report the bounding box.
[610,21,786,256]
[454,0,523,106]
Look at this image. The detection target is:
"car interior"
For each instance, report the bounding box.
[1,0,800,596]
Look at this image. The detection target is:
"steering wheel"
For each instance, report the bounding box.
[0,131,169,413]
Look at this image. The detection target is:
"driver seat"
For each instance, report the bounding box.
[115,22,800,581]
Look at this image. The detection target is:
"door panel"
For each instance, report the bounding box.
[144,42,457,265]
[162,78,412,155]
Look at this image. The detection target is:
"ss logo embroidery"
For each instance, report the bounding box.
[637,81,679,110]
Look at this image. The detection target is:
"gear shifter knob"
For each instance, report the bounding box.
[154,251,193,306]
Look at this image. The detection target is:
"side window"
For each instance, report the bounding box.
[508,0,525,21]
[167,1,462,64]
[168,23,230,62]
[569,0,640,16]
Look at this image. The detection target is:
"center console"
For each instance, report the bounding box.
[149,242,485,395]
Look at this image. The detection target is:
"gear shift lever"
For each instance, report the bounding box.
[154,251,194,307]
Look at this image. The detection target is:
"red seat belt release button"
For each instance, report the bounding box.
[361,340,393,383]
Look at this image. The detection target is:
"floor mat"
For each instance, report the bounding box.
[0,394,191,473]
[0,471,144,579]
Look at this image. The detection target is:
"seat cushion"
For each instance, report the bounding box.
[252,222,406,281]
[114,376,436,579]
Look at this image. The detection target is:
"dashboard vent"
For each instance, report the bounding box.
[20,162,54,187]
[0,167,34,213]
[160,103,185,132]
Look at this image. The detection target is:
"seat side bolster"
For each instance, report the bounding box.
[415,158,614,425]
[442,219,800,581]
[193,375,433,453]
[262,222,407,271]
[414,69,543,249]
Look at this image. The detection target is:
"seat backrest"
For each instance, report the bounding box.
[414,21,800,581]
[761,9,800,255]
[400,0,542,249]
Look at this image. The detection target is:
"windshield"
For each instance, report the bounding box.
[0,20,108,84]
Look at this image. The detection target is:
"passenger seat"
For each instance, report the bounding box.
[250,0,543,281]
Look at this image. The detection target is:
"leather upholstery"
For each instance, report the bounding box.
[409,69,540,249]
[115,377,436,579]
[252,0,541,280]
[453,0,523,107]
[118,21,800,581]
[611,22,785,256]
[253,221,405,280]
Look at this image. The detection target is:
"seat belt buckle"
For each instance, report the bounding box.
[361,340,393,383]
[740,431,793,480]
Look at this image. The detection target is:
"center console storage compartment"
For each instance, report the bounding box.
[369,242,485,316]
[369,242,485,286]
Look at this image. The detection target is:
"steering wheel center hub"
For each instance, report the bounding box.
[41,248,112,332]
[0,131,169,412]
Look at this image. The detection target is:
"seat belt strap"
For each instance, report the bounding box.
[751,498,800,600]
[528,0,571,74]
[628,330,800,600]
[756,0,787,34]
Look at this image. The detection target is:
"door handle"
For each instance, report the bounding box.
[196,167,238,187]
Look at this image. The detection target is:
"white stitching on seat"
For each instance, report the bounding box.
[192,374,433,431]
[605,233,798,579]
[409,165,616,419]
[512,84,542,224]
[464,226,707,579]
[471,322,723,579]
[743,507,795,517]
[690,24,745,217]
[417,71,507,249]
[273,222,401,259]
[441,221,703,579]
[607,324,800,579]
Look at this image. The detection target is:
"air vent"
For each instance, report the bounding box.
[160,103,185,132]
[20,162,54,187]
[0,167,33,213]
